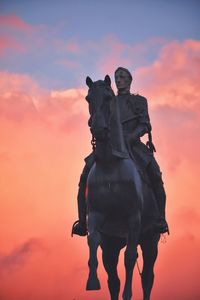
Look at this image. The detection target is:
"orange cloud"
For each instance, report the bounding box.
[133,40,200,168]
[135,39,200,109]
[0,71,91,299]
[0,71,88,127]
[0,238,43,273]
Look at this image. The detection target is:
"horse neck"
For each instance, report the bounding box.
[94,96,129,163]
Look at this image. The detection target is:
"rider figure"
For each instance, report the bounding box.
[72,67,169,236]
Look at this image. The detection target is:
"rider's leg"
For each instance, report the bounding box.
[147,159,169,234]
[72,154,94,236]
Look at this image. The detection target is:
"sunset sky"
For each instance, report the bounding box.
[0,1,200,299]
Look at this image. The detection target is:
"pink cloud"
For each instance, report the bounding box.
[96,35,129,74]
[54,38,81,55]
[133,40,200,171]
[0,35,26,55]
[56,59,80,70]
[93,36,168,76]
[0,71,41,94]
[0,39,200,300]
[0,14,44,56]
[131,41,200,254]
[0,71,88,130]
[65,40,80,54]
[135,39,200,109]
[0,14,34,33]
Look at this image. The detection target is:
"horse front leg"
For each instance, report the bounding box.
[86,231,101,290]
[101,234,124,300]
[140,232,160,300]
[122,215,141,300]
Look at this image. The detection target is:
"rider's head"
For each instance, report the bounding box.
[114,67,132,95]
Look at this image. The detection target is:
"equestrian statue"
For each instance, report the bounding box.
[71,67,169,300]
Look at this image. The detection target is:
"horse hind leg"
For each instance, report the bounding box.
[140,232,160,300]
[86,231,101,290]
[101,234,124,300]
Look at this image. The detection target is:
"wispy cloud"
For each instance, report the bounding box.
[0,238,43,273]
[0,35,26,55]
[0,14,35,33]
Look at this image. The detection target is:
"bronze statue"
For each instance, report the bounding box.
[72,68,169,300]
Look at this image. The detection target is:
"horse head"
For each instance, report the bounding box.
[85,75,113,142]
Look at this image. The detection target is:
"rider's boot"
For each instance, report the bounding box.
[153,181,169,234]
[72,154,94,237]
[147,160,169,235]
[72,173,87,236]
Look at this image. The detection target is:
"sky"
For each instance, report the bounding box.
[0,1,200,299]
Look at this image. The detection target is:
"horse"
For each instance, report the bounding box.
[83,75,160,300]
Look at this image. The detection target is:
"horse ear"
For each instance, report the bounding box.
[86,76,93,88]
[104,75,111,86]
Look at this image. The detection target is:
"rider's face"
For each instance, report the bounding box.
[115,70,131,92]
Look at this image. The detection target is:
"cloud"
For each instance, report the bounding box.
[54,38,81,54]
[155,234,200,300]
[135,39,200,110]
[0,35,26,55]
[0,14,35,33]
[0,71,44,121]
[0,14,44,57]
[175,207,200,231]
[56,59,80,70]
[51,35,168,84]
[0,238,43,273]
[95,36,168,76]
[0,71,88,129]
[66,41,80,54]
[132,39,200,172]
[0,38,200,300]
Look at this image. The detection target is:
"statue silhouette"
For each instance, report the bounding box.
[72,69,169,300]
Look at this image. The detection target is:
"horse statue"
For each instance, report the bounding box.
[73,75,160,300]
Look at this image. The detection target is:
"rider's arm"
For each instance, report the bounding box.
[126,96,152,144]
[138,96,152,133]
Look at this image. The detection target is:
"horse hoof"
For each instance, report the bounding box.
[86,276,101,290]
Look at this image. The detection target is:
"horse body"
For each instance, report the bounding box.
[88,158,143,237]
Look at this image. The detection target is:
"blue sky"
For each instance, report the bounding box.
[0,0,200,89]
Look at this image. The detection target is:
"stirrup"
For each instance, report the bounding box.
[71,220,87,237]
[155,218,169,235]
[158,223,169,235]
[71,220,79,237]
